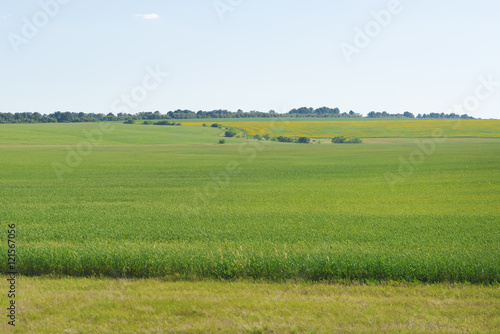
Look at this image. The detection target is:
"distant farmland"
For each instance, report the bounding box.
[0,121,498,283]
[181,119,500,138]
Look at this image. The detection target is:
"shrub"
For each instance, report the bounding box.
[332,136,362,144]
[154,121,181,126]
[297,137,310,144]
[277,136,293,143]
[202,123,207,127]
[225,129,237,137]
[143,121,153,125]
[254,135,262,141]
[211,123,220,128]
[348,137,363,144]
[154,121,174,125]
[123,119,135,124]
[263,134,270,140]
[218,139,226,144]
[332,136,347,143]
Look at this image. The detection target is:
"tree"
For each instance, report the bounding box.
[277,136,293,143]
[332,136,346,143]
[225,129,237,137]
[154,120,175,125]
[297,137,310,144]
[219,139,226,144]
[332,136,362,144]
[348,137,363,144]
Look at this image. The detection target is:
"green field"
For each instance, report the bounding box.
[1,121,499,283]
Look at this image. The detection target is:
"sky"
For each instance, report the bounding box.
[0,0,499,118]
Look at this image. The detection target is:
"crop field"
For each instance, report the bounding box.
[181,119,500,138]
[1,121,499,283]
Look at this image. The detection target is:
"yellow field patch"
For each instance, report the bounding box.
[181,119,500,138]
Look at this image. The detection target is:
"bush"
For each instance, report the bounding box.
[277,136,293,143]
[143,121,153,125]
[348,137,363,144]
[154,121,173,125]
[123,119,135,124]
[297,137,310,144]
[225,129,237,137]
[202,123,207,127]
[254,135,262,141]
[332,136,362,144]
[332,136,347,143]
[154,121,181,126]
[263,134,270,140]
[218,139,226,144]
[211,123,220,128]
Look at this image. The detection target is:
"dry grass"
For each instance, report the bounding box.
[2,276,499,333]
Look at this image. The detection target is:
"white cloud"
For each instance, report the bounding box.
[134,13,160,20]
[0,14,11,19]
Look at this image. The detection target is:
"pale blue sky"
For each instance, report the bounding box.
[1,0,499,118]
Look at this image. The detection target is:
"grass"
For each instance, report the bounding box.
[1,276,498,333]
[0,122,499,282]
[180,119,500,138]
[0,122,233,145]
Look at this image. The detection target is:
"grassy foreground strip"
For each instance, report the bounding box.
[0,277,498,333]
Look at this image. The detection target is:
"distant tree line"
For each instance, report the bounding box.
[367,111,474,119]
[0,108,475,124]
